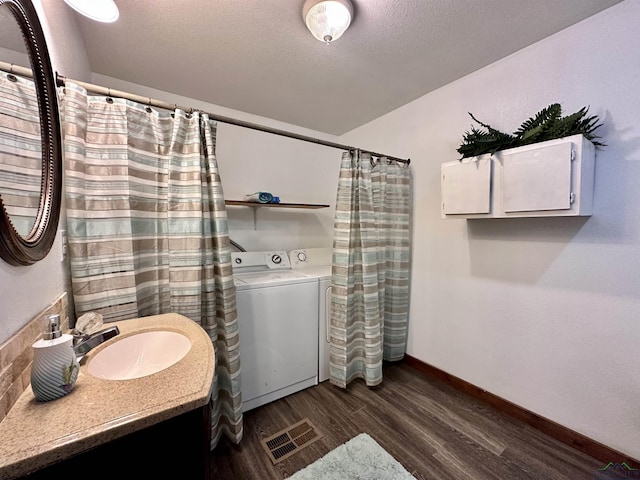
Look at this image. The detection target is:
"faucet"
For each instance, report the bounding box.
[73,326,120,358]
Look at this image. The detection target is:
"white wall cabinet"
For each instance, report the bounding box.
[441,157,492,215]
[441,134,596,219]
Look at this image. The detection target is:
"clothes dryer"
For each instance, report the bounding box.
[289,248,332,383]
[233,250,318,412]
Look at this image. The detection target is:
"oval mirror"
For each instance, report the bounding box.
[0,0,62,265]
[0,7,41,239]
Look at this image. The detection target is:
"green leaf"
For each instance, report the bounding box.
[457,103,605,159]
[514,103,562,141]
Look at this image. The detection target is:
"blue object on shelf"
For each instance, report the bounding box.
[244,191,274,203]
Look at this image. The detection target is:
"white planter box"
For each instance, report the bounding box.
[441,134,596,219]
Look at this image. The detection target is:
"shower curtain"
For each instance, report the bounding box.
[330,150,411,388]
[61,82,242,447]
[0,71,42,235]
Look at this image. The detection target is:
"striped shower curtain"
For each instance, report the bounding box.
[0,71,42,237]
[330,150,411,388]
[61,82,242,447]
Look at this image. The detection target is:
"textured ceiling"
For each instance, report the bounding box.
[69,0,623,135]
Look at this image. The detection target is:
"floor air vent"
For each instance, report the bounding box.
[261,418,323,464]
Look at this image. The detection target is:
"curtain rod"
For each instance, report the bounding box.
[0,61,32,79]
[53,73,410,165]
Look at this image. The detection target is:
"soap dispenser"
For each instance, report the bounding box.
[30,314,79,402]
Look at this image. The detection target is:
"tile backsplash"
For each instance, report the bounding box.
[0,293,69,421]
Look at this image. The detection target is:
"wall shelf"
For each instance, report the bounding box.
[225,201,329,209]
[225,200,330,229]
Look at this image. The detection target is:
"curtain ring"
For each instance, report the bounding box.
[7,65,17,82]
[145,97,152,113]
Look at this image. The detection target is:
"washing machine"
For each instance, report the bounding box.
[233,250,319,412]
[289,248,332,383]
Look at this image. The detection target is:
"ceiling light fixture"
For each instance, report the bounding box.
[64,0,119,23]
[303,0,353,44]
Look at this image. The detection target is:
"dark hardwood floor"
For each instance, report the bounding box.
[209,362,604,479]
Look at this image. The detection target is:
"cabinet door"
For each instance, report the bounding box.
[441,157,491,215]
[501,142,572,212]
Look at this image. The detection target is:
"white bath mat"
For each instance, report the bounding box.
[288,433,415,480]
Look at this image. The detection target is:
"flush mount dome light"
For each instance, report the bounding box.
[64,0,119,23]
[303,0,353,44]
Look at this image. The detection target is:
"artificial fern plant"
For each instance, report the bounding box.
[457,103,605,159]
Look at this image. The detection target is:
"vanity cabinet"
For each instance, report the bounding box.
[23,404,211,479]
[0,314,214,480]
[441,134,596,219]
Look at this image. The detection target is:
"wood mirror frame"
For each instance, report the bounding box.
[0,0,62,266]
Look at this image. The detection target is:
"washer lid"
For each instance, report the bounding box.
[292,265,332,279]
[234,270,315,289]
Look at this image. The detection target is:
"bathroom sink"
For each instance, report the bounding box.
[86,330,191,380]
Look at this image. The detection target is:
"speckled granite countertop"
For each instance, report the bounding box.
[0,313,214,480]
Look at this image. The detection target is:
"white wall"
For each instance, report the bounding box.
[90,74,342,253]
[217,125,339,252]
[5,0,636,459]
[0,1,90,344]
[340,0,640,460]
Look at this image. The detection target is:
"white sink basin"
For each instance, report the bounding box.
[86,330,191,380]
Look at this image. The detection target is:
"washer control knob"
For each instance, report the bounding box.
[297,252,307,262]
[271,254,282,264]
